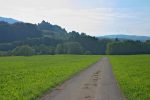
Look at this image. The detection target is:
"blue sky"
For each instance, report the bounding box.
[0,0,150,36]
[116,0,150,8]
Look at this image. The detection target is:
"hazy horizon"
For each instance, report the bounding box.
[0,0,150,36]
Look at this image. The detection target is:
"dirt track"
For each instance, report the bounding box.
[41,57,125,100]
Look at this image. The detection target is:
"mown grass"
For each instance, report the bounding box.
[109,55,150,100]
[0,55,100,100]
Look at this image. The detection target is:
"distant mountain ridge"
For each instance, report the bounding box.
[99,34,150,41]
[0,17,20,24]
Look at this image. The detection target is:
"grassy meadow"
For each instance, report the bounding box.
[0,55,100,100]
[110,55,150,100]
[1,54,150,100]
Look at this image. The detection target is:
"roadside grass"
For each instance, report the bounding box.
[0,55,100,100]
[109,55,150,100]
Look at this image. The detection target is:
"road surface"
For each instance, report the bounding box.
[41,57,125,100]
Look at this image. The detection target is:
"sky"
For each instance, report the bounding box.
[0,0,150,36]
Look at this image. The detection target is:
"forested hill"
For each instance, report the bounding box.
[0,20,150,56]
[37,21,68,40]
[0,21,111,55]
[0,22,41,43]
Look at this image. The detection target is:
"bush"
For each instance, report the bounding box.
[0,51,11,56]
[84,51,92,55]
[12,45,34,56]
[65,42,83,54]
[34,44,54,55]
[55,44,65,54]
[55,42,83,54]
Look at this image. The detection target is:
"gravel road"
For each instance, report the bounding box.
[41,57,125,100]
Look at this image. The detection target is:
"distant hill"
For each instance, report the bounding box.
[0,17,20,24]
[0,20,106,55]
[99,34,150,41]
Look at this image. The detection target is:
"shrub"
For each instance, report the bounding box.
[12,45,34,56]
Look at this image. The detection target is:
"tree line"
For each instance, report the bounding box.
[106,40,150,55]
[0,21,150,56]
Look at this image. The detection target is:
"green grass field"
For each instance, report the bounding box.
[110,55,150,100]
[0,55,100,100]
[1,55,150,100]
